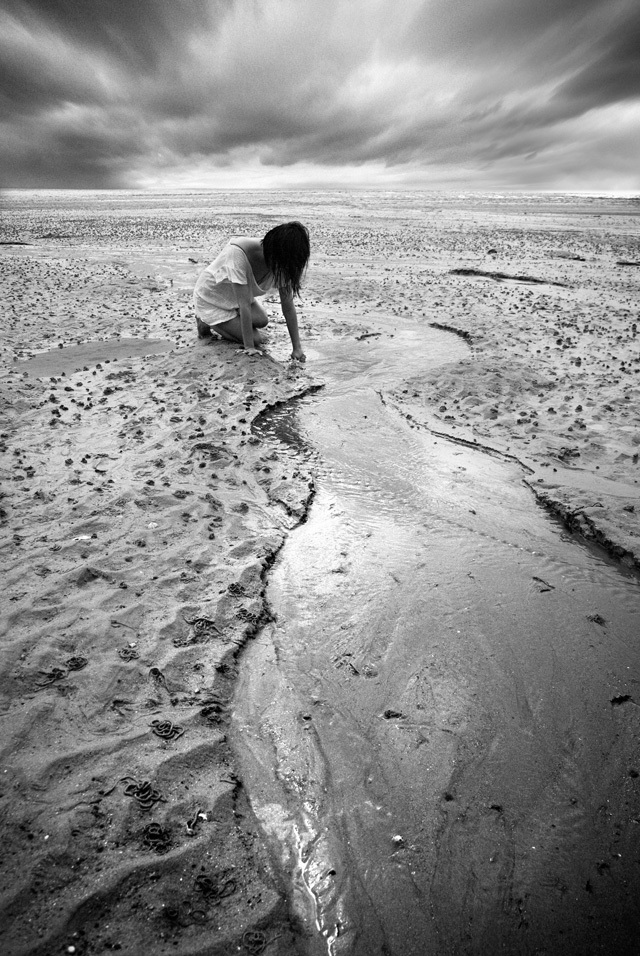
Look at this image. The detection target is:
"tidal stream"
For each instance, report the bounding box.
[231,320,640,955]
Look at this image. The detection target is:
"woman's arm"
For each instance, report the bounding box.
[279,288,306,362]
[233,282,256,350]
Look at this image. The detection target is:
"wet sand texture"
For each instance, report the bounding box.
[1,190,639,954]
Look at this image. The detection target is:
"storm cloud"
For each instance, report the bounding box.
[1,0,638,189]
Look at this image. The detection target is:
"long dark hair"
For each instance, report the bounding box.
[262,221,310,296]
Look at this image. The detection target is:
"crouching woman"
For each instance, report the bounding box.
[193,221,310,362]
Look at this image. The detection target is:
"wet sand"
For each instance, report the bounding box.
[1,190,639,955]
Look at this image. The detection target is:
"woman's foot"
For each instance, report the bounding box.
[196,317,212,338]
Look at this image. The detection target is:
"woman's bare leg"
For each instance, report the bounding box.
[196,317,212,338]
[216,302,269,347]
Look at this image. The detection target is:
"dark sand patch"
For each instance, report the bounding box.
[449,266,570,287]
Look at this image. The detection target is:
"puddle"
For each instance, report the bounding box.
[17,337,173,377]
[232,319,640,955]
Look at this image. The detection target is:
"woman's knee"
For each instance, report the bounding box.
[251,301,269,328]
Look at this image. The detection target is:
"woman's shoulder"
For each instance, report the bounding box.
[216,240,251,268]
[205,242,251,284]
[231,237,261,253]
[229,238,271,286]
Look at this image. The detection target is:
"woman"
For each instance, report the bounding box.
[193,221,310,362]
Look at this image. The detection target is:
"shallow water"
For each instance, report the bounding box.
[232,320,640,955]
[18,336,173,377]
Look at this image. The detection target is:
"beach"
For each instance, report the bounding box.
[1,189,639,955]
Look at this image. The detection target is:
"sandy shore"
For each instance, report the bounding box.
[1,190,639,954]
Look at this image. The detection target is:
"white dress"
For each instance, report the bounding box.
[193,241,274,326]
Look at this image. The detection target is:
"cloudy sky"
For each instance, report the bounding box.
[1,0,639,190]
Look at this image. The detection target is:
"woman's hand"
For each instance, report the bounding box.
[280,289,306,364]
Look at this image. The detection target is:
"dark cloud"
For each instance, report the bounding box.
[401,0,640,123]
[0,0,638,188]
[0,37,109,119]
[3,0,216,70]
[555,7,640,107]
[404,0,605,58]
[0,133,138,189]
